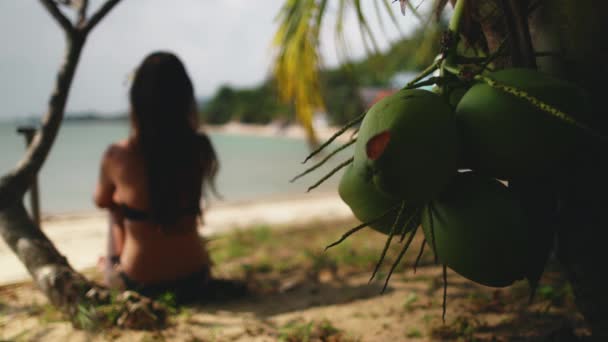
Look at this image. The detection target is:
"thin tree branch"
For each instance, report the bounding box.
[77,0,89,27]
[82,0,122,34]
[0,37,86,206]
[1,0,123,208]
[40,0,74,34]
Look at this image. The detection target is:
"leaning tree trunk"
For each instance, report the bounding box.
[466,0,608,338]
[0,0,123,320]
[0,202,92,314]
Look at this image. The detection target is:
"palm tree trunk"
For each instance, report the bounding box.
[469,0,608,338]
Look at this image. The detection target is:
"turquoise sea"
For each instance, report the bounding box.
[0,121,350,215]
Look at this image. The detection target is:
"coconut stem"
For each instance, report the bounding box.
[456,50,559,65]
[324,223,367,251]
[442,264,448,323]
[403,77,444,91]
[349,127,359,141]
[302,113,365,164]
[382,224,419,294]
[369,201,407,283]
[291,139,356,183]
[428,203,439,265]
[306,157,353,192]
[413,238,426,274]
[325,203,400,251]
[479,37,508,74]
[448,0,466,34]
[403,58,442,90]
[399,207,421,242]
[474,74,605,141]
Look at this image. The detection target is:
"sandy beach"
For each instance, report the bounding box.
[204,121,356,142]
[0,191,352,286]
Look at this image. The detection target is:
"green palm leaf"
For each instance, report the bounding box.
[272,0,406,147]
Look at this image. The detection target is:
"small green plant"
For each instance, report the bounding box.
[253,257,276,274]
[140,331,166,342]
[0,299,7,314]
[304,250,337,274]
[421,313,436,325]
[403,292,419,311]
[224,236,250,259]
[210,226,275,264]
[431,316,479,341]
[538,285,556,300]
[537,283,574,311]
[38,303,65,324]
[278,319,346,342]
[156,292,178,314]
[318,319,341,336]
[74,303,97,330]
[177,307,194,321]
[406,327,423,338]
[337,247,379,270]
[279,320,314,342]
[251,225,273,243]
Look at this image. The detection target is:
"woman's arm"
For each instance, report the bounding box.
[95,145,126,271]
[94,145,117,209]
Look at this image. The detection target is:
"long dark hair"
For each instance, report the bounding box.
[130,51,218,225]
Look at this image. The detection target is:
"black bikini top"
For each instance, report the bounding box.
[118,203,201,222]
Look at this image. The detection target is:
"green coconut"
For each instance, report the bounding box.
[455,68,589,179]
[338,164,404,235]
[421,172,531,287]
[353,89,459,204]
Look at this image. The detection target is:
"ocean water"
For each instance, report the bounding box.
[0,121,351,214]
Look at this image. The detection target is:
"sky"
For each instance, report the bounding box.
[0,0,423,119]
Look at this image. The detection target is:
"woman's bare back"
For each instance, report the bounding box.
[95,138,209,284]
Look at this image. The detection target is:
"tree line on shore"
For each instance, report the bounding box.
[200,26,441,126]
[54,26,440,127]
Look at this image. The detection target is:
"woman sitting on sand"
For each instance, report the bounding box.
[95,51,243,303]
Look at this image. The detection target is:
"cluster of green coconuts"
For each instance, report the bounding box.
[338,68,590,288]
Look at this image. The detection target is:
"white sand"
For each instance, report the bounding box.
[0,192,352,285]
[204,122,355,142]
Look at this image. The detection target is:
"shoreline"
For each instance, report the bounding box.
[40,190,339,222]
[203,121,355,142]
[0,191,354,286]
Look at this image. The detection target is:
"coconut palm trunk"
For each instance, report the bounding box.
[462,0,608,338]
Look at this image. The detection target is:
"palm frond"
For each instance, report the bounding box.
[273,0,325,146]
[272,0,410,146]
[353,0,380,53]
